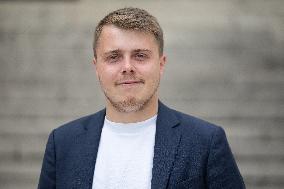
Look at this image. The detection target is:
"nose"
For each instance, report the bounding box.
[121,56,135,74]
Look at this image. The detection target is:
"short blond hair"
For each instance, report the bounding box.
[93,7,163,58]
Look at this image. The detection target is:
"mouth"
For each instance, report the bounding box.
[116,80,144,86]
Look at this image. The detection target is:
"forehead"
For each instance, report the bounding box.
[96,25,159,53]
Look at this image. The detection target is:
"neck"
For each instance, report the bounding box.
[105,96,159,123]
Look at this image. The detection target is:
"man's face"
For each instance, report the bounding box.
[94,25,166,112]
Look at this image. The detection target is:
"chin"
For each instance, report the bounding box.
[111,97,144,113]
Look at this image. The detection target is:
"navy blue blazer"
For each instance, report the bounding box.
[38,102,245,189]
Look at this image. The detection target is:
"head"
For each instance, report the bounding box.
[93,8,166,114]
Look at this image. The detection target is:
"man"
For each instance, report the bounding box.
[38,7,245,189]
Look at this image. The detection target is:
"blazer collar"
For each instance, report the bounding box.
[151,101,181,189]
[73,108,106,188]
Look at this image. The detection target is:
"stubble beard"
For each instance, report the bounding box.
[99,77,160,113]
[107,95,151,113]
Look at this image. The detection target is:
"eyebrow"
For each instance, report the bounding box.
[133,49,152,54]
[103,49,121,56]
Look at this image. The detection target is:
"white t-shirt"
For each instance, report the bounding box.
[92,115,157,189]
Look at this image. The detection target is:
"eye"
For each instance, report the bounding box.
[134,53,148,61]
[106,54,120,63]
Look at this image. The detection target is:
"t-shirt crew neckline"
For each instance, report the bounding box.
[104,115,157,134]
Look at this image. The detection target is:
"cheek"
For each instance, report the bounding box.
[98,68,117,86]
[147,65,161,78]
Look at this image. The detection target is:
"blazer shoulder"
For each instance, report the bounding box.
[169,108,229,157]
[53,109,105,137]
[172,108,222,137]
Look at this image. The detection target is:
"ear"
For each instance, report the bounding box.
[93,58,99,79]
[159,55,166,75]
[93,57,97,65]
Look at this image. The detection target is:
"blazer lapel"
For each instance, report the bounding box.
[72,109,106,189]
[151,102,181,189]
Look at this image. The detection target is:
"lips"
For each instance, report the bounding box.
[116,79,144,86]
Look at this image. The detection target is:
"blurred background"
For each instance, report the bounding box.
[0,0,283,188]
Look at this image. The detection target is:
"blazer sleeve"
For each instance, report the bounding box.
[38,129,56,189]
[206,127,246,189]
